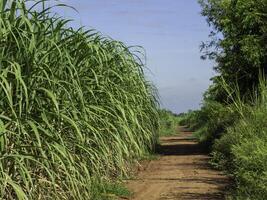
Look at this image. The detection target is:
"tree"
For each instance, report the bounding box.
[199,0,267,102]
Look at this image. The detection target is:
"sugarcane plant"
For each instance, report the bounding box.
[0,0,159,199]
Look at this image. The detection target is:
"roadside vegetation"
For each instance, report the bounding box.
[181,0,267,199]
[0,1,159,199]
[158,109,180,136]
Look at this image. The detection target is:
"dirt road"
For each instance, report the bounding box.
[126,126,229,200]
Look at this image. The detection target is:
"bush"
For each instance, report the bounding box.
[181,101,239,148]
[182,79,267,199]
[158,109,180,136]
[212,107,267,199]
[212,81,267,199]
[179,110,203,130]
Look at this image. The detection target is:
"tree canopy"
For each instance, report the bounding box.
[200,0,267,102]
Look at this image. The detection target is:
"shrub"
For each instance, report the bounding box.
[181,101,239,148]
[158,109,179,136]
[212,80,267,199]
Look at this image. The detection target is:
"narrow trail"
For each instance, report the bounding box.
[125,126,229,200]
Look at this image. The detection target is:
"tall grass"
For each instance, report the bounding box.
[211,78,267,199]
[183,77,267,199]
[0,0,159,199]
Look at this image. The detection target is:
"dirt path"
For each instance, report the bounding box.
[125,126,229,200]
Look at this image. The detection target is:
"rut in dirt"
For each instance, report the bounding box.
[125,126,230,200]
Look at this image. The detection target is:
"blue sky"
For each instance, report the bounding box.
[53,0,214,113]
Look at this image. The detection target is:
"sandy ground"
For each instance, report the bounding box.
[125,126,229,200]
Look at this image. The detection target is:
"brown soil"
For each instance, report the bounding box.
[125,126,230,200]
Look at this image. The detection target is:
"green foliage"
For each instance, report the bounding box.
[199,0,267,101]
[212,81,267,199]
[158,109,180,136]
[91,179,131,200]
[179,110,200,130]
[180,101,239,147]
[0,0,158,199]
[191,0,267,199]
[185,80,267,199]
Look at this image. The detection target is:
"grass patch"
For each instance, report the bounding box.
[92,180,131,200]
[140,152,160,161]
